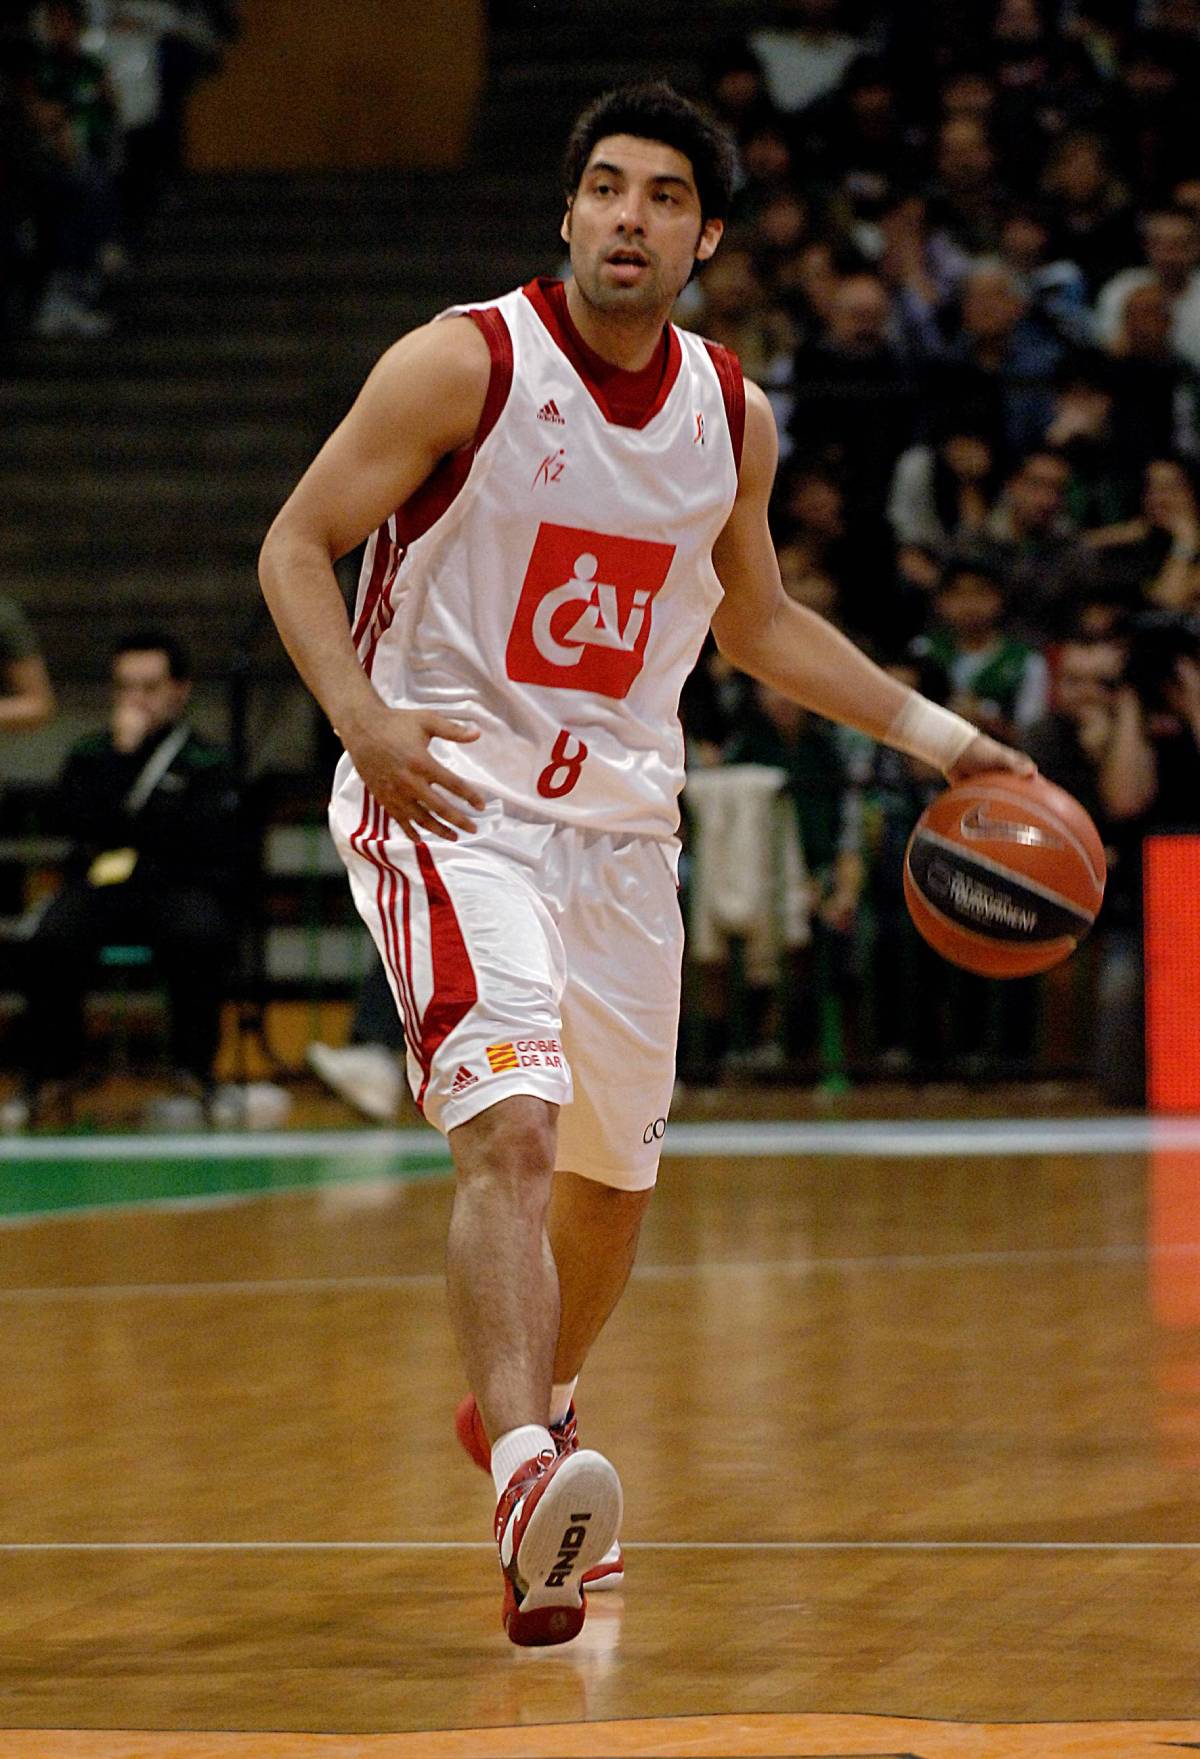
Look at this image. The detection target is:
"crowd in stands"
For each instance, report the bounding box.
[3,0,1199,1112]
[675,0,1200,1097]
[0,0,237,348]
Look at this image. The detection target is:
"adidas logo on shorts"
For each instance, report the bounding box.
[450,1065,479,1095]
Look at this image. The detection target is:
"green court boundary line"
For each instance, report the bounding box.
[2,1115,1199,1166]
[0,1141,451,1225]
[0,1115,1197,1228]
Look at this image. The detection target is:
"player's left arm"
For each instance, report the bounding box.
[709,384,1033,782]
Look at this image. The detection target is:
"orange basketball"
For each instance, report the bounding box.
[903,771,1107,978]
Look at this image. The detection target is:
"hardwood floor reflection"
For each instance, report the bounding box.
[0,1140,1197,1736]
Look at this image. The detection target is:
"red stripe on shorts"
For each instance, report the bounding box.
[355,794,421,1058]
[412,842,477,1112]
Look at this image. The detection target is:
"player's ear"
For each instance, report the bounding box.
[560,199,574,246]
[695,218,724,264]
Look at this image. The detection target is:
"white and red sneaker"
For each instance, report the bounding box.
[494,1446,622,1647]
[454,1393,625,1589]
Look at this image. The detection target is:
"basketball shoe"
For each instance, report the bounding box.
[455,1393,624,1589]
[495,1445,622,1647]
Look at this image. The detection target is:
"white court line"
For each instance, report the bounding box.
[0,1540,1196,1554]
[1,1240,1196,1304]
[1,1114,1200,1164]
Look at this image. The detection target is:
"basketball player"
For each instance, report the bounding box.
[258,83,1033,1647]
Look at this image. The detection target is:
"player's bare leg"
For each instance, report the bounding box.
[446,1094,561,1438]
[548,1171,652,1381]
[447,1094,623,1644]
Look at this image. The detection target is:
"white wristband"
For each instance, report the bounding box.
[885,692,977,773]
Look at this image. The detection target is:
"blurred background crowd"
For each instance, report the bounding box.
[0,0,238,345]
[671,0,1200,1100]
[1,0,1198,1122]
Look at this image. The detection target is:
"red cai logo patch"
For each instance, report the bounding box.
[506,522,676,699]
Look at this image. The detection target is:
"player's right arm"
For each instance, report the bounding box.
[258,317,491,839]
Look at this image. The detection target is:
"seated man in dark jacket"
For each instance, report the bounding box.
[12,628,239,1119]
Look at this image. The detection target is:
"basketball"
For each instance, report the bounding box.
[903,772,1107,978]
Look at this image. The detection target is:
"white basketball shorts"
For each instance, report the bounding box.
[330,790,684,1190]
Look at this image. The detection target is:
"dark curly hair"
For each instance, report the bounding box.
[562,81,736,224]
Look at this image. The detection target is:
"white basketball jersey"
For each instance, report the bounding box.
[335,279,744,840]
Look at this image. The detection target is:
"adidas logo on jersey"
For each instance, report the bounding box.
[450,1065,479,1095]
[537,399,565,425]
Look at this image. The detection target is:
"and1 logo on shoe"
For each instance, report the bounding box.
[505,523,675,699]
[544,1514,592,1588]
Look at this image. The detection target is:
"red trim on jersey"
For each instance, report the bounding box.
[392,307,514,552]
[352,521,394,649]
[413,842,478,1112]
[522,277,682,430]
[355,308,514,672]
[703,340,746,476]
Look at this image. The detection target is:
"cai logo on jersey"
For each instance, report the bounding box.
[506,522,676,698]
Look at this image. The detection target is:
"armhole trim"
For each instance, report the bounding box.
[703,340,746,476]
[353,307,513,661]
[467,306,515,446]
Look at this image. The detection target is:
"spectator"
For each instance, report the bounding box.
[927,114,1008,256]
[876,190,970,358]
[773,232,861,337]
[1088,611,1200,1101]
[732,113,797,212]
[887,423,1000,586]
[918,552,1050,741]
[982,447,1089,640]
[925,258,1064,460]
[1102,283,1200,469]
[778,539,842,622]
[860,644,952,1074]
[704,38,774,150]
[723,680,865,1069]
[14,0,122,335]
[997,199,1092,347]
[987,0,1104,187]
[683,244,796,390]
[0,592,54,737]
[679,634,756,768]
[1094,204,1200,372]
[789,268,919,510]
[1023,632,1128,825]
[1108,28,1198,197]
[1043,350,1134,528]
[1085,455,1200,614]
[3,630,240,1128]
[806,54,921,232]
[1040,130,1138,297]
[30,0,118,170]
[746,0,868,122]
[155,3,240,193]
[774,460,900,646]
[939,64,999,132]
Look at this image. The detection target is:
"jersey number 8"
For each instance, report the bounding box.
[536,729,589,799]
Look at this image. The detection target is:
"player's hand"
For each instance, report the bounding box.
[343,706,486,842]
[946,732,1036,784]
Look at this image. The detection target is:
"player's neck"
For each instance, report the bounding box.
[564,278,669,372]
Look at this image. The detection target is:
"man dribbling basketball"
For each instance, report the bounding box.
[258,81,1032,1647]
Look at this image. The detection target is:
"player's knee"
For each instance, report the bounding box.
[451,1094,557,1189]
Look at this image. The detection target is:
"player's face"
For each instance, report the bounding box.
[562,135,723,317]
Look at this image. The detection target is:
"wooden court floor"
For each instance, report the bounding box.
[0,1117,1198,1757]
